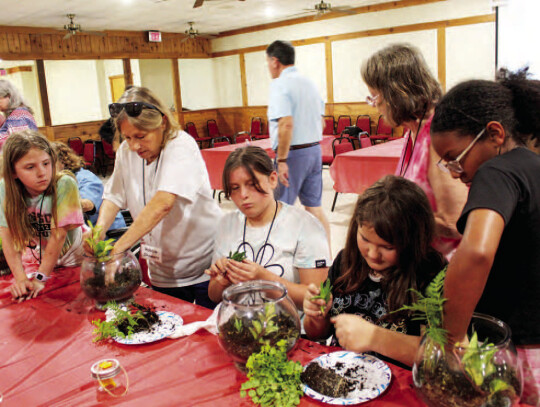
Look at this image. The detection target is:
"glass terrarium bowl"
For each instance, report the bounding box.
[413,313,523,407]
[80,250,142,309]
[217,280,301,370]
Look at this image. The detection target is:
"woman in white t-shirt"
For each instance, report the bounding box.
[85,86,221,308]
[206,146,330,309]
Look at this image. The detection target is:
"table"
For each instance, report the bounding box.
[0,268,425,406]
[329,138,405,195]
[201,137,334,191]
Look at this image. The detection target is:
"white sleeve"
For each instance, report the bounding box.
[211,212,242,263]
[155,134,210,203]
[103,144,127,209]
[293,212,332,269]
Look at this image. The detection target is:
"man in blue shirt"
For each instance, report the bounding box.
[266,40,331,249]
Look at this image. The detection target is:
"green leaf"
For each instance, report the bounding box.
[228,250,247,262]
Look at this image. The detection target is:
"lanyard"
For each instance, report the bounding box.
[242,200,278,262]
[29,193,46,264]
[142,154,161,206]
[400,108,427,177]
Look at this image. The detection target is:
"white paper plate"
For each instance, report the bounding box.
[302,351,392,405]
[113,311,183,345]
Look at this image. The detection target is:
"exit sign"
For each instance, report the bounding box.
[148,31,162,42]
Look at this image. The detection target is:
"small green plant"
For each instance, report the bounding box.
[228,250,247,262]
[233,317,243,332]
[0,237,3,251]
[310,279,332,314]
[397,267,448,351]
[240,339,303,407]
[249,302,279,341]
[91,301,154,342]
[85,220,115,262]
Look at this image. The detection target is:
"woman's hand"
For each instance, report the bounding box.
[225,259,265,284]
[205,258,232,288]
[10,278,45,301]
[303,283,332,319]
[331,314,377,353]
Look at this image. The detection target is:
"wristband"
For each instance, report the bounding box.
[34,272,50,283]
[277,158,288,163]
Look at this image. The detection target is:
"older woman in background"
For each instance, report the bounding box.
[86,86,220,308]
[361,44,468,257]
[0,80,37,148]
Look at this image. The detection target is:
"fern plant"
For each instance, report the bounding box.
[85,220,115,262]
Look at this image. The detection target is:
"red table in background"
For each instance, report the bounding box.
[0,268,427,406]
[330,138,405,194]
[201,137,334,191]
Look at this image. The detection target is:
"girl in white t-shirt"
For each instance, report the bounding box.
[206,146,330,309]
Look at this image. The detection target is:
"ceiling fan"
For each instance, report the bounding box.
[299,1,355,18]
[181,22,216,42]
[62,14,105,40]
[193,0,245,9]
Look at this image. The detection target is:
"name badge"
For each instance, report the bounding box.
[141,244,162,263]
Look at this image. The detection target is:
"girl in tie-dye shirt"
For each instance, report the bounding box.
[0,130,84,300]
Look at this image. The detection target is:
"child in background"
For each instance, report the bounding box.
[303,175,446,367]
[52,142,126,231]
[0,131,84,300]
[430,69,540,404]
[206,146,330,309]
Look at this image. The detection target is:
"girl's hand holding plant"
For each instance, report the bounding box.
[331,314,377,353]
[205,257,233,287]
[303,283,332,319]
[225,258,266,284]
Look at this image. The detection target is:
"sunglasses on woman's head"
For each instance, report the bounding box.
[108,102,163,118]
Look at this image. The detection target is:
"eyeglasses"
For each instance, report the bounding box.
[108,102,163,118]
[366,94,380,107]
[437,128,486,174]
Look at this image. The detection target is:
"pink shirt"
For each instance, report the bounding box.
[395,116,460,257]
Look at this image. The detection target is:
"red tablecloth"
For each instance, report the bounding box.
[0,268,426,407]
[329,138,405,194]
[201,137,334,191]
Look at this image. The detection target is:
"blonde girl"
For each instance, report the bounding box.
[303,175,446,367]
[0,131,84,300]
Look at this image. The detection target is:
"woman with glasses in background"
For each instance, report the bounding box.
[85,86,221,308]
[431,69,540,405]
[362,44,468,258]
[0,79,38,149]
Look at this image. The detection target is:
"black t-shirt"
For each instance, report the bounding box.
[457,147,540,345]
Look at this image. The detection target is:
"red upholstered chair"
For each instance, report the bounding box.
[67,137,84,156]
[233,132,252,144]
[355,115,371,135]
[335,115,352,136]
[331,137,354,211]
[101,139,115,175]
[185,122,212,148]
[210,136,231,148]
[323,115,335,135]
[83,140,103,176]
[250,117,263,137]
[371,115,393,143]
[360,134,372,148]
[207,119,232,142]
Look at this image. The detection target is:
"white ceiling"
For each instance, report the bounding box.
[1,0,397,36]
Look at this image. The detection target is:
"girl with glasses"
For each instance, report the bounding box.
[85,86,221,309]
[430,68,540,405]
[362,44,468,258]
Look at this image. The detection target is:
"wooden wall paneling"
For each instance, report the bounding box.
[171,59,184,126]
[29,34,43,53]
[19,34,31,53]
[325,41,334,104]
[45,120,105,143]
[239,53,248,107]
[7,33,21,53]
[42,35,53,53]
[0,33,8,53]
[437,27,446,92]
[36,60,52,127]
